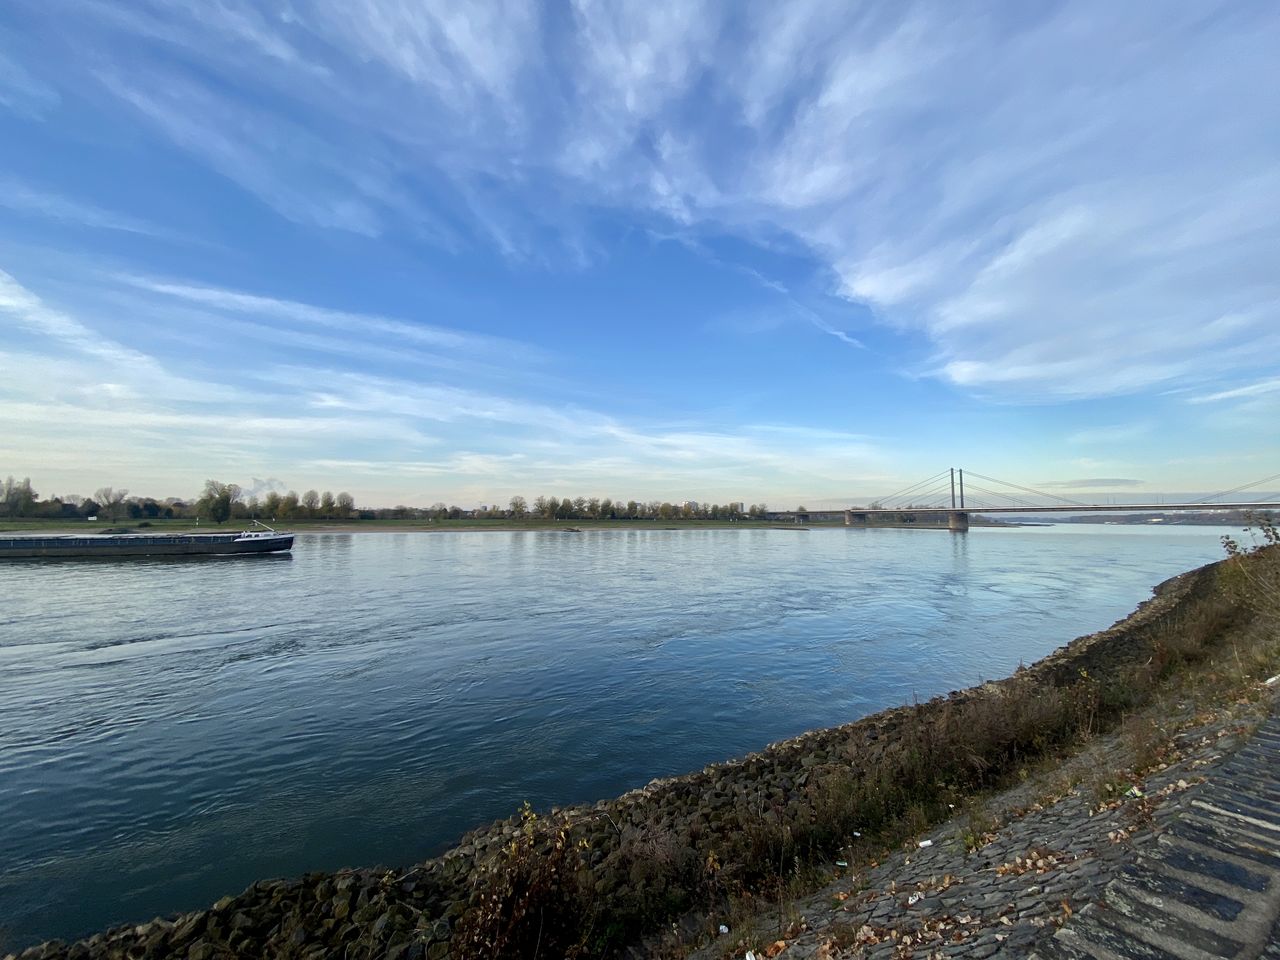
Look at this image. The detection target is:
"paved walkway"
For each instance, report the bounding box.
[1035,713,1280,960]
[692,689,1280,960]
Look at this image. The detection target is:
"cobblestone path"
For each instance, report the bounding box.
[1036,712,1280,960]
[692,690,1279,960]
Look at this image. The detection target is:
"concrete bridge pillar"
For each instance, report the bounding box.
[844,511,868,526]
[948,511,970,533]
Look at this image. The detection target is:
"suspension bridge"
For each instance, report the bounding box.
[774,469,1280,532]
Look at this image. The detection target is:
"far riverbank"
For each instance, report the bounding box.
[0,517,1024,535]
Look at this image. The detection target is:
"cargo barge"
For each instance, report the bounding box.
[0,526,294,559]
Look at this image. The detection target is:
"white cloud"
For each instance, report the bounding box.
[52,2,1277,401]
[9,0,1280,477]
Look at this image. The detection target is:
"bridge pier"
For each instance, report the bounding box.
[844,511,868,526]
[948,511,970,533]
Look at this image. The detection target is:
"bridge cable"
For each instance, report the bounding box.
[871,471,951,507]
[890,481,967,512]
[888,480,955,509]
[1189,471,1280,504]
[961,482,1044,509]
[877,490,952,509]
[869,480,954,511]
[873,484,950,508]
[960,470,1090,507]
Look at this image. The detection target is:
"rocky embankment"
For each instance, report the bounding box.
[5,553,1266,960]
[686,677,1279,959]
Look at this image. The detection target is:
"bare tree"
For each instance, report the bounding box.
[94,487,130,522]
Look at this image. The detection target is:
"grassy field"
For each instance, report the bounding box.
[0,517,204,534]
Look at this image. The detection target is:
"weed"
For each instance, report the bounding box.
[956,801,1000,852]
[1121,715,1170,773]
[1086,768,1131,811]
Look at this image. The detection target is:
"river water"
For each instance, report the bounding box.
[0,524,1238,948]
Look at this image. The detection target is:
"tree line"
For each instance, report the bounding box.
[437,496,768,522]
[196,482,358,523]
[0,477,356,524]
[2,476,770,524]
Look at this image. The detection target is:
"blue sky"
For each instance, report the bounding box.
[1,1,1278,508]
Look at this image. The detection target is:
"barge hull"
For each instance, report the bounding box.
[0,534,294,559]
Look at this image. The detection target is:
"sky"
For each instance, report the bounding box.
[1,1,1278,509]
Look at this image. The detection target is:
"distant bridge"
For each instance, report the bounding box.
[772,468,1280,532]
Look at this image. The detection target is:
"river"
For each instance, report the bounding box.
[0,524,1239,949]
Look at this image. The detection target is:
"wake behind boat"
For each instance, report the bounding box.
[0,522,294,559]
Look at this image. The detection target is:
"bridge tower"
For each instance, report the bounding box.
[948,468,968,532]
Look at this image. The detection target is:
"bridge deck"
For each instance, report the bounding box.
[843,502,1280,515]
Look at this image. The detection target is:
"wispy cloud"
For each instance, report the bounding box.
[38,1,1276,400]
[0,265,889,502]
[1039,477,1144,490]
[812,323,863,350]
[94,69,388,237]
[116,274,530,356]
[0,268,158,369]
[1188,377,1280,404]
[0,46,58,118]
[1067,422,1151,445]
[0,177,173,237]
[708,301,865,349]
